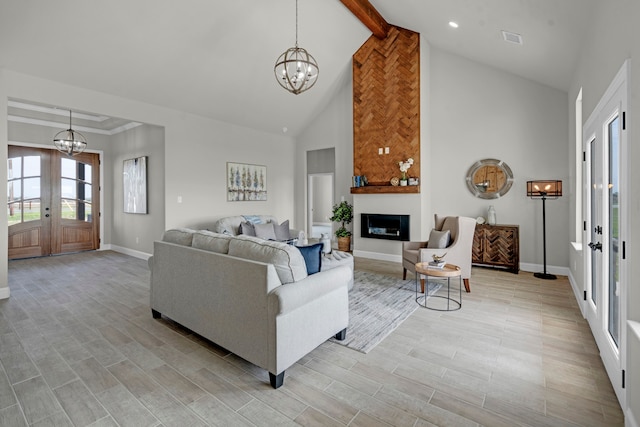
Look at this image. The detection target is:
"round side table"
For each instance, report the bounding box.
[414,262,462,311]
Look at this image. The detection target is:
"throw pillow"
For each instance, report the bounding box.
[239,221,256,236]
[297,243,323,275]
[273,219,290,241]
[427,229,450,249]
[255,223,277,240]
[242,215,263,224]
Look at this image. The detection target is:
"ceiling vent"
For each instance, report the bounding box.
[502,30,523,45]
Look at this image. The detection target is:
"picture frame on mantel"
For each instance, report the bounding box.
[227,162,267,201]
[123,156,148,214]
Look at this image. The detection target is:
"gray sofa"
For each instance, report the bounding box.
[148,228,350,388]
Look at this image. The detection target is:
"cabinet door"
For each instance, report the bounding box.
[484,227,516,265]
[471,227,485,263]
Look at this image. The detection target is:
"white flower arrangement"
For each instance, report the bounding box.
[398,158,414,180]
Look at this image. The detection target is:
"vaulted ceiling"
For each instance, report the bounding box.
[0,0,595,136]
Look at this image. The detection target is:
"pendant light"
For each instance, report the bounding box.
[53,110,87,156]
[274,0,319,95]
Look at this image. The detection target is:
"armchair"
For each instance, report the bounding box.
[402,215,476,293]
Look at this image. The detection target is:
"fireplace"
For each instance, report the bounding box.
[360,214,410,241]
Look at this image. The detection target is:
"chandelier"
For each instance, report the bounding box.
[274,0,319,95]
[53,110,87,156]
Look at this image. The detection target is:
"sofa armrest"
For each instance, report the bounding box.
[269,266,350,315]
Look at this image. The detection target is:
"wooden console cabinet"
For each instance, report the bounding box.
[472,224,519,273]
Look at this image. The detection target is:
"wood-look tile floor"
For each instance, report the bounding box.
[0,251,624,426]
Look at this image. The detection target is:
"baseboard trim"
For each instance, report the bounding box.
[0,287,10,300]
[627,406,639,427]
[102,244,152,260]
[568,270,586,317]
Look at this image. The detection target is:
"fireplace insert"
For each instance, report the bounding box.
[360,213,409,241]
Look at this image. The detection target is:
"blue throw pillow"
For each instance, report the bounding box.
[297,243,323,275]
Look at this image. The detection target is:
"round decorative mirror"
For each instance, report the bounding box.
[465,159,514,199]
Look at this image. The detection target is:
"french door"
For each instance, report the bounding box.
[583,62,627,406]
[7,145,100,259]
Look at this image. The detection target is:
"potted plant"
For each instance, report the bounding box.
[330,200,353,252]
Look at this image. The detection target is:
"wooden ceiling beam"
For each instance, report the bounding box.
[340,0,390,39]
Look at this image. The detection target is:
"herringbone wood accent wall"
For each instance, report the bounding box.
[353,26,420,187]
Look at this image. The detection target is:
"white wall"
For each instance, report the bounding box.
[0,69,296,296]
[567,0,640,422]
[111,124,165,254]
[430,48,569,269]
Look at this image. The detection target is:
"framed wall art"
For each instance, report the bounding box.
[123,156,148,214]
[227,162,267,201]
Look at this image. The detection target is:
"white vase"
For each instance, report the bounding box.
[320,233,331,253]
[400,180,408,186]
[487,205,497,225]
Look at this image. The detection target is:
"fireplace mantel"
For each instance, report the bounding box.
[351,185,420,194]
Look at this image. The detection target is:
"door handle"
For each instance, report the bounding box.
[588,242,602,251]
[45,214,50,217]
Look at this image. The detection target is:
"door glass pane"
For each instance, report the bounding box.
[61,158,76,179]
[590,140,597,306]
[61,178,76,199]
[84,164,92,184]
[7,202,22,225]
[61,199,76,219]
[7,181,21,201]
[78,201,92,222]
[23,156,40,177]
[608,116,620,346]
[23,177,40,199]
[84,183,92,202]
[23,199,41,222]
[7,157,21,179]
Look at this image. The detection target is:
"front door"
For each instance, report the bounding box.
[8,146,100,259]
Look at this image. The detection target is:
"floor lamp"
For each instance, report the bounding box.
[527,180,562,280]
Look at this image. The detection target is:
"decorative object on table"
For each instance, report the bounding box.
[330,200,353,252]
[53,109,87,156]
[297,230,308,246]
[398,157,414,186]
[476,216,486,224]
[274,0,319,95]
[390,176,400,186]
[527,180,562,280]
[487,205,497,225]
[408,177,419,186]
[428,260,446,269]
[123,156,148,214]
[227,162,267,201]
[320,233,331,254]
[431,253,447,263]
[465,158,514,199]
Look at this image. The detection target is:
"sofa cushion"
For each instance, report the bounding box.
[297,243,323,275]
[255,223,277,240]
[239,221,256,236]
[228,235,307,284]
[273,220,290,241]
[192,230,232,254]
[427,229,450,249]
[162,228,196,246]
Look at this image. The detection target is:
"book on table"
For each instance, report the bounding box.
[428,260,446,269]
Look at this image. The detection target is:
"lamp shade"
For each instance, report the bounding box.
[526,180,562,198]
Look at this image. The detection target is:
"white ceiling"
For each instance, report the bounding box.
[0,0,595,136]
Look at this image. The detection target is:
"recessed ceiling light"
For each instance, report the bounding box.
[449,21,459,28]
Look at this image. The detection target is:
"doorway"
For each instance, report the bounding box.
[306,148,335,238]
[7,145,100,259]
[583,61,628,406]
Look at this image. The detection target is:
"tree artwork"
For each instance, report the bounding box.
[226,162,267,201]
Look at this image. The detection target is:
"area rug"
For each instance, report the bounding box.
[330,270,442,353]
